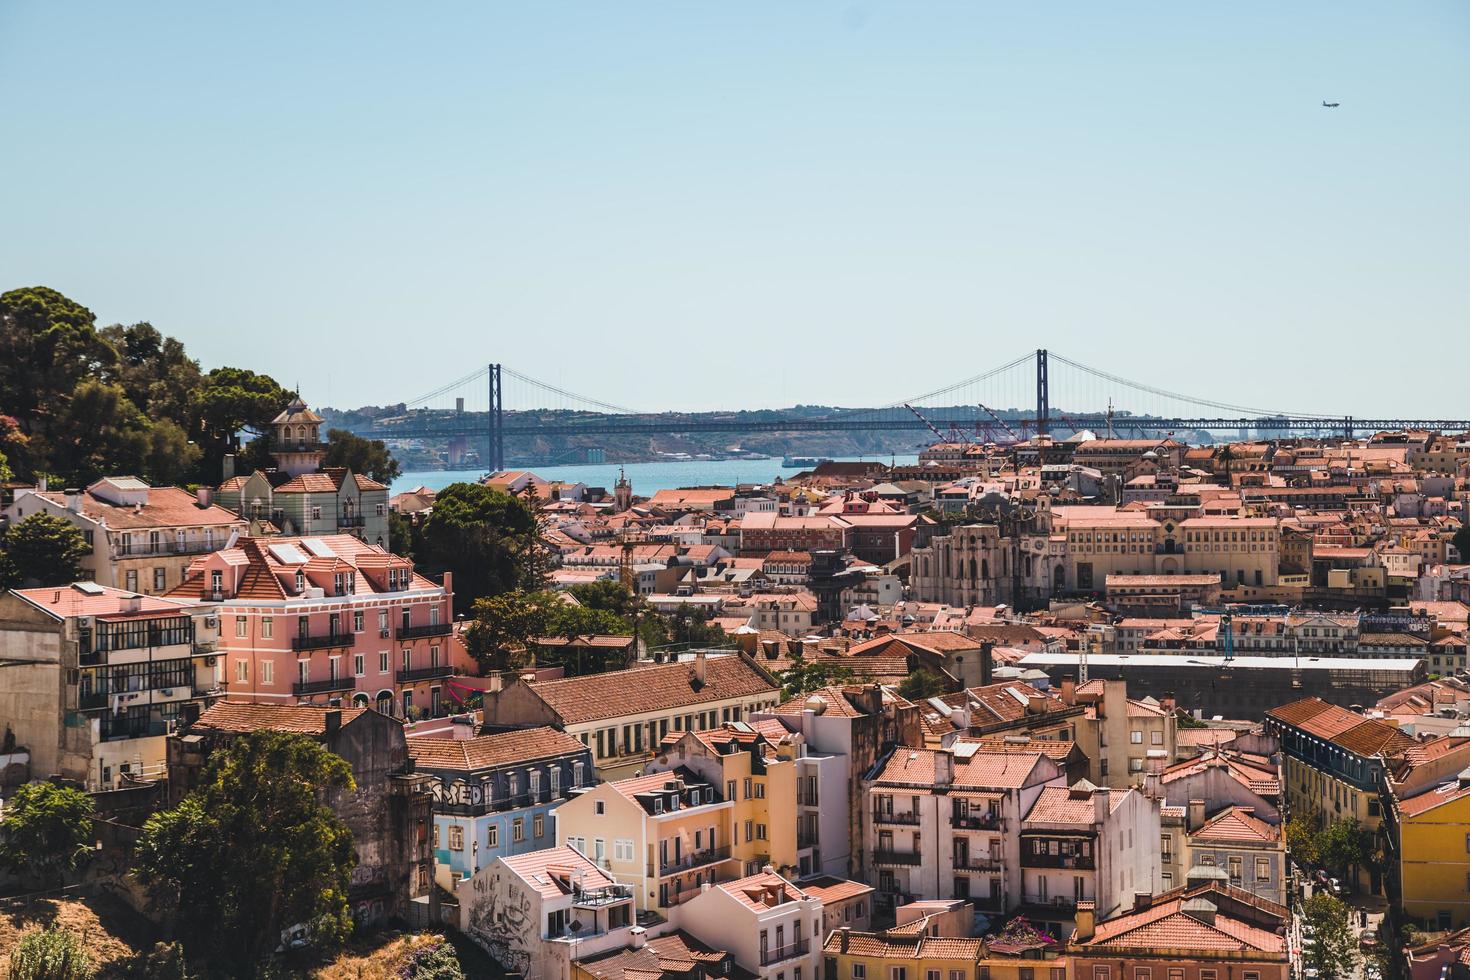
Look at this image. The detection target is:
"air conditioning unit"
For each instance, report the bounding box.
[380,628,391,639]
[204,655,218,667]
[204,615,219,629]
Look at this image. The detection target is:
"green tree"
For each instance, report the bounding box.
[134,731,358,968]
[568,580,643,620]
[1316,817,1374,883]
[323,428,401,484]
[3,513,90,587]
[190,367,292,479]
[1286,815,1320,866]
[1301,893,1357,979]
[388,508,417,560]
[1454,524,1470,563]
[463,590,558,672]
[97,322,203,426]
[0,781,95,888]
[0,414,29,480]
[418,483,546,612]
[7,927,94,980]
[776,651,857,699]
[897,667,947,701]
[0,287,116,443]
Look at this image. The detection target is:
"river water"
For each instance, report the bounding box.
[392,454,921,496]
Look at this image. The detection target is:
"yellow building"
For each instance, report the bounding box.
[555,768,739,916]
[1388,773,1470,930]
[648,722,800,879]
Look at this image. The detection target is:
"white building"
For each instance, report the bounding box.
[676,870,824,980]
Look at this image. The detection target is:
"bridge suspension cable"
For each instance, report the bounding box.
[400,365,491,410]
[1048,352,1342,420]
[501,366,645,416]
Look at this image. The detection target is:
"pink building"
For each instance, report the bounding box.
[169,535,473,718]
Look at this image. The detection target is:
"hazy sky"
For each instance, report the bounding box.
[2,2,1466,416]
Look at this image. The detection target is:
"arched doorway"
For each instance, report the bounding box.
[375,690,394,716]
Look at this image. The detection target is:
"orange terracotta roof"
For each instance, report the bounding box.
[11,583,193,620]
[407,726,587,772]
[1190,806,1280,845]
[188,701,370,735]
[519,655,777,725]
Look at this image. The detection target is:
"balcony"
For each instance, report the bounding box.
[798,787,820,807]
[952,812,1003,831]
[653,845,732,877]
[1021,853,1095,871]
[572,883,634,908]
[79,690,109,710]
[873,849,922,867]
[953,857,1004,873]
[397,664,454,683]
[113,540,225,559]
[760,941,810,967]
[293,676,356,697]
[291,633,356,652]
[1021,895,1081,910]
[337,515,367,528]
[873,810,920,826]
[397,623,453,641]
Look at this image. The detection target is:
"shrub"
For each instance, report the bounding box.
[8,928,94,980]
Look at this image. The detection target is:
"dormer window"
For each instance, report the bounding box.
[210,570,223,596]
[295,571,306,593]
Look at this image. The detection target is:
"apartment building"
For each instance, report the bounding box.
[1018,784,1162,936]
[555,768,738,917]
[408,725,594,881]
[1069,883,1288,980]
[167,534,469,719]
[679,871,824,980]
[3,478,247,595]
[1069,680,1178,789]
[1264,697,1416,892]
[484,652,781,778]
[864,746,1064,913]
[650,723,800,879]
[0,583,222,790]
[459,845,638,980]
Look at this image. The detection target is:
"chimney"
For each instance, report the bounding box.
[694,651,707,685]
[196,487,213,509]
[979,641,994,687]
[935,749,955,786]
[839,927,850,953]
[1060,675,1076,706]
[1074,901,1095,942]
[1026,692,1047,715]
[325,710,342,739]
[1133,891,1153,912]
[65,489,82,513]
[1142,771,1162,800]
[1092,787,1110,824]
[1188,799,1206,832]
[222,454,236,481]
[629,926,647,949]
[1161,691,1176,715]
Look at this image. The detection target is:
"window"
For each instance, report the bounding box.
[353,611,364,633]
[402,649,412,671]
[311,506,322,520]
[754,782,765,799]
[379,610,389,631]
[448,826,464,851]
[890,969,907,980]
[1200,972,1216,980]
[379,651,390,673]
[1151,730,1163,745]
[236,616,248,638]
[928,971,941,980]
[1168,972,1184,980]
[1256,857,1270,882]
[852,967,865,980]
[744,777,752,798]
[1020,971,1033,980]
[1228,856,1242,882]
[354,654,364,677]
[261,660,274,685]
[1132,971,1149,980]
[512,818,525,843]
[1130,730,1143,744]
[153,567,166,591]
[533,814,544,838]
[235,659,248,683]
[756,823,767,841]
[487,824,498,848]
[595,801,606,816]
[432,824,439,849]
[1242,973,1259,980]
[950,972,966,980]
[615,838,634,862]
[745,820,754,843]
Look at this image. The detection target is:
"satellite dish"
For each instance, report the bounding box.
[570,919,583,933]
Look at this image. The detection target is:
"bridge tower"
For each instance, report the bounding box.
[1035,349,1050,437]
[488,363,505,472]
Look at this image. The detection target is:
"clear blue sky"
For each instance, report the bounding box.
[2,2,1466,416]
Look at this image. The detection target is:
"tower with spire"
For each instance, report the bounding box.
[270,395,326,477]
[613,466,632,512]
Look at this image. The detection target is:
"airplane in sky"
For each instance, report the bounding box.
[1322,101,1341,108]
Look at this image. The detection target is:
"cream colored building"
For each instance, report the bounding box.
[678,871,824,980]
[648,724,800,879]
[556,768,739,916]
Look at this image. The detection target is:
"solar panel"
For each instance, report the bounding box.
[299,538,336,558]
[74,582,106,595]
[267,543,308,565]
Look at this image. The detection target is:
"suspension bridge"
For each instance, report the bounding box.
[342,351,1470,470]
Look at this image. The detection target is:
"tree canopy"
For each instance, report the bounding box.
[776,651,858,699]
[417,483,547,611]
[897,667,947,701]
[134,731,358,968]
[2,513,90,587]
[1301,893,1356,979]
[0,286,292,487]
[324,428,401,484]
[1454,523,1470,563]
[0,781,95,888]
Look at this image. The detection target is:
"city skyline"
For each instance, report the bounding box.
[2,2,1467,414]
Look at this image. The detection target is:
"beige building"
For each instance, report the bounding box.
[1069,680,1179,789]
[4,478,247,596]
[556,768,739,917]
[483,652,781,778]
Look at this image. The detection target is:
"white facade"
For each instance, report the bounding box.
[676,872,824,980]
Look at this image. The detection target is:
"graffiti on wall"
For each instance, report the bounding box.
[465,871,534,976]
